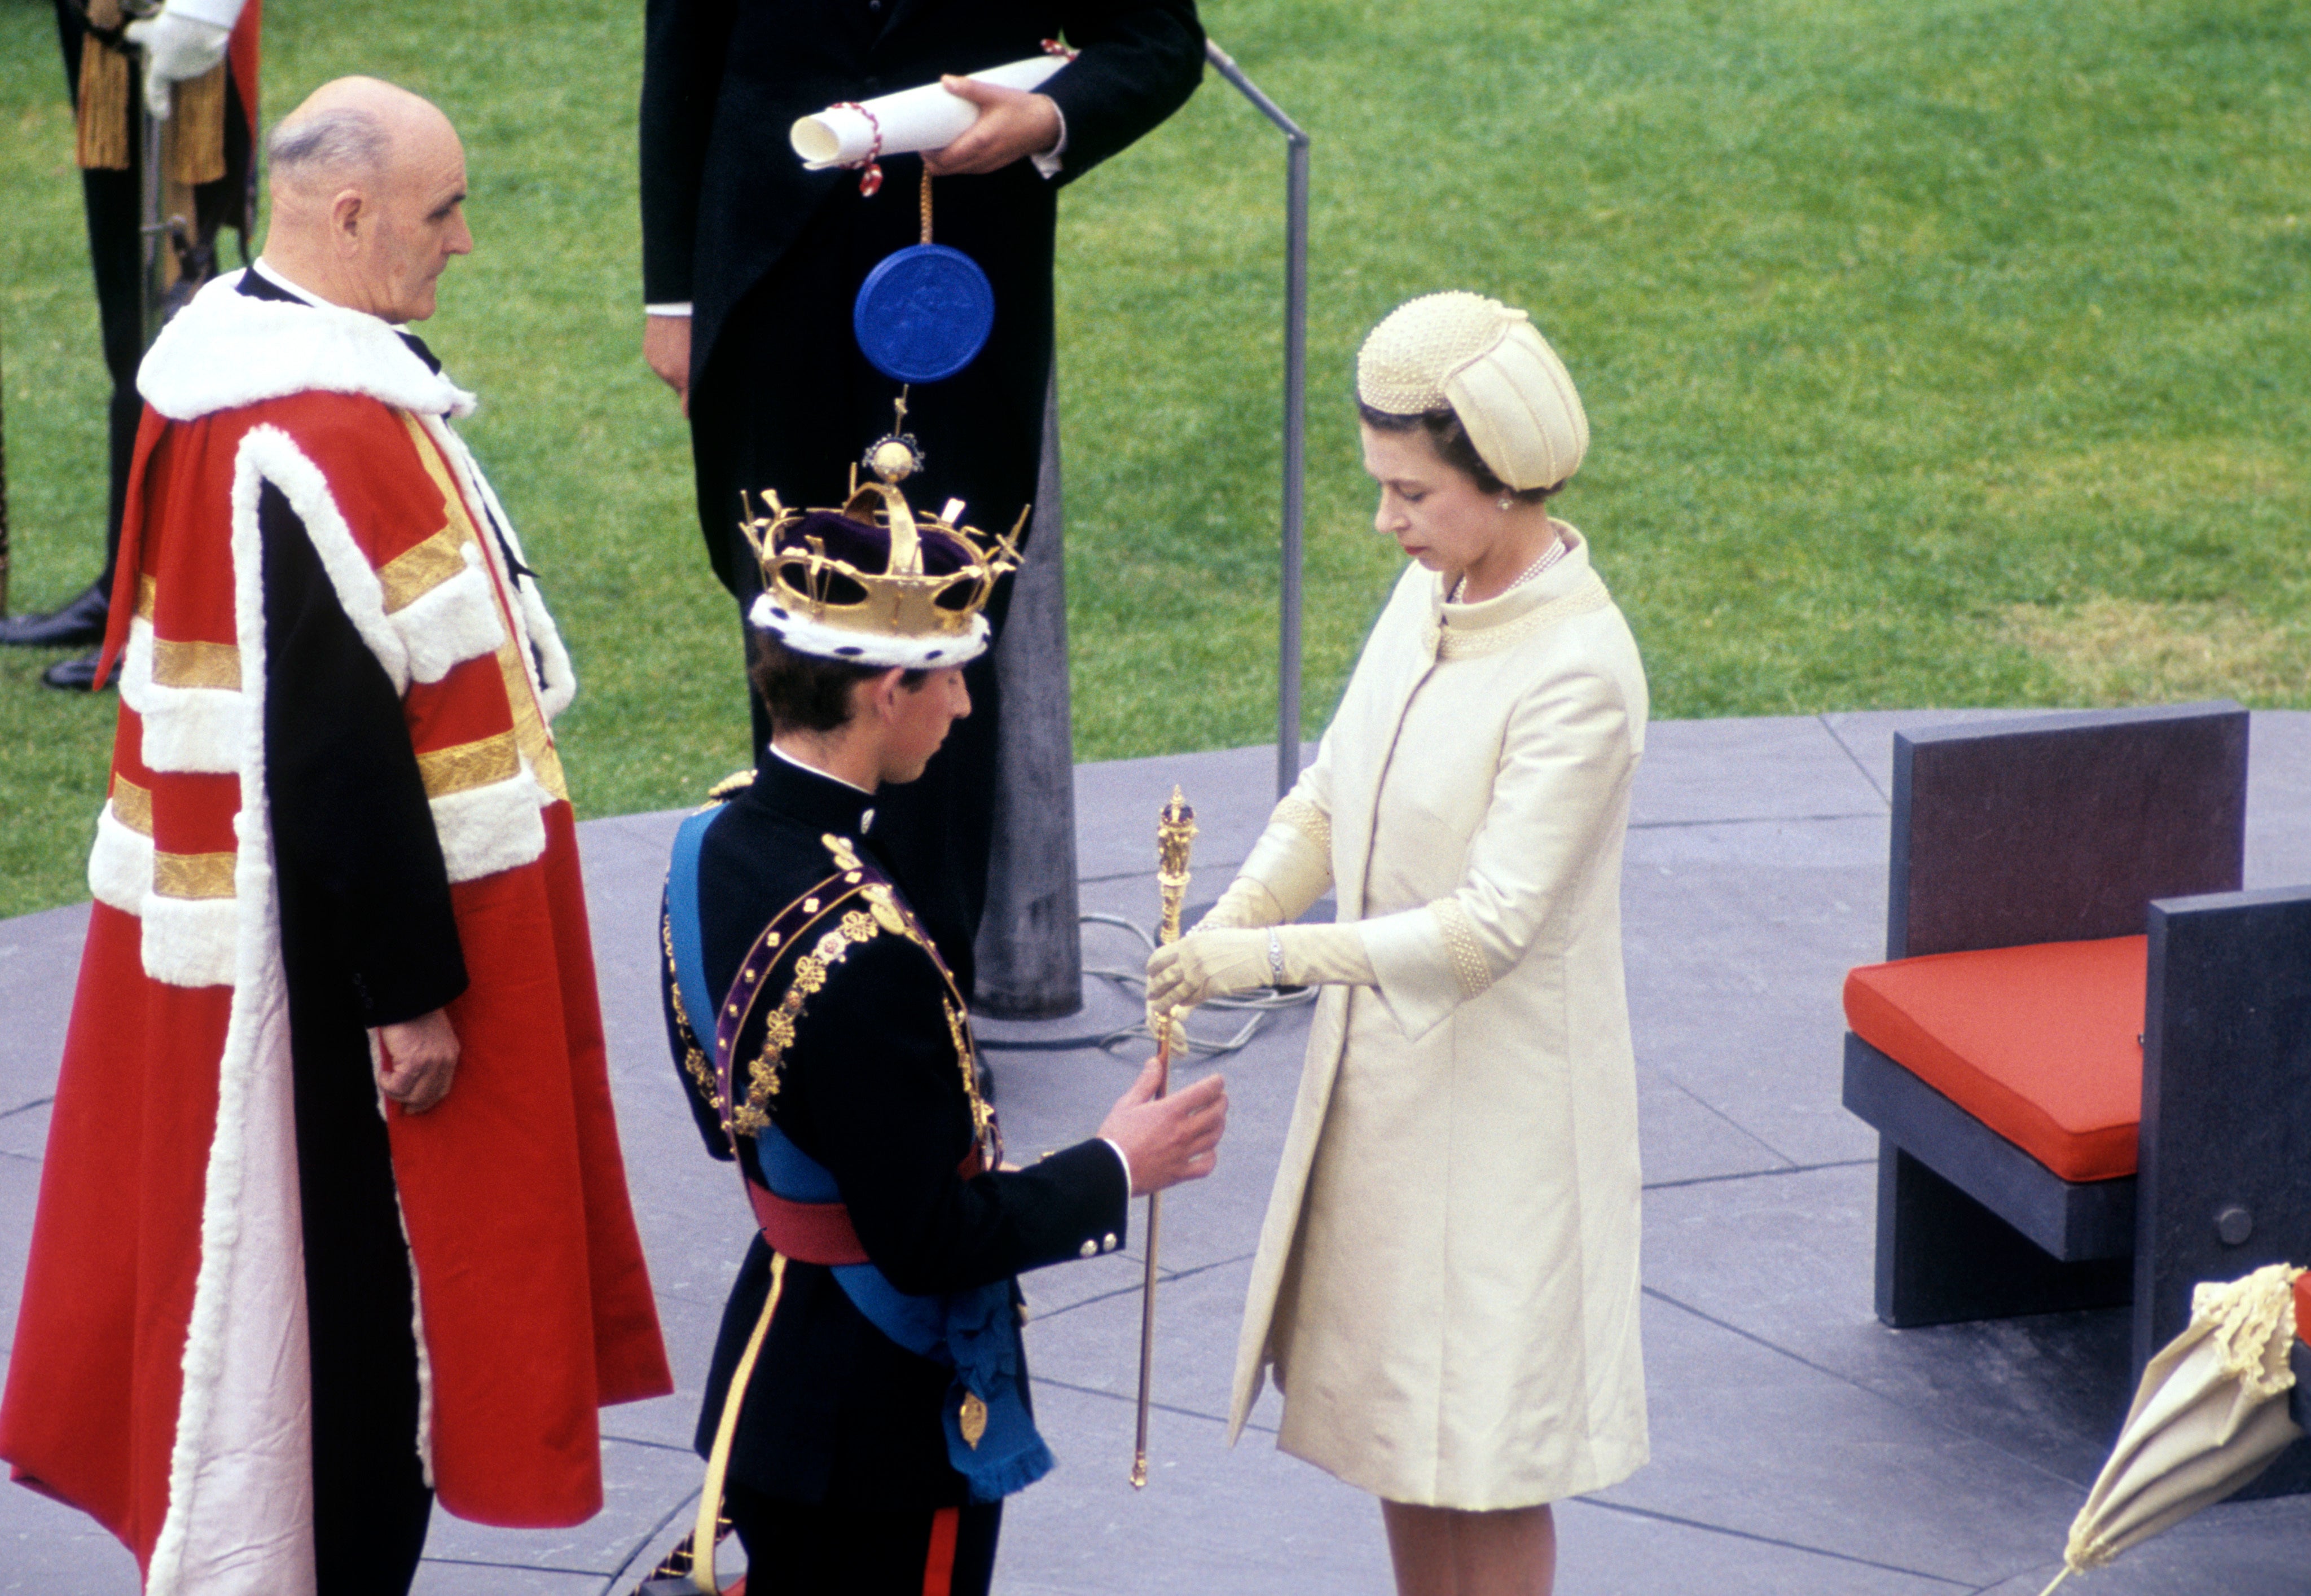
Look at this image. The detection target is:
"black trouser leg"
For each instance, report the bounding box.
[56,0,146,597]
[723,1480,1002,1596]
[85,162,144,596]
[291,1023,433,1595]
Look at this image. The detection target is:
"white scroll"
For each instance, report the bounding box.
[790,55,1069,169]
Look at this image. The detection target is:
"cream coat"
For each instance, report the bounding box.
[1227,530,1650,1508]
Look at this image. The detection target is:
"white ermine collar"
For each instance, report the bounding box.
[139,270,476,424]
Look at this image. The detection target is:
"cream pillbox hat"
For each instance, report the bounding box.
[1356,291,1589,491]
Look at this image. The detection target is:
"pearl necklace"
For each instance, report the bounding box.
[1449,534,1567,605]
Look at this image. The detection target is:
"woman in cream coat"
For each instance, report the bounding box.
[1149,293,1649,1596]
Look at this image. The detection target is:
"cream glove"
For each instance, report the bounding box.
[124,0,241,118]
[1145,922,1377,1015]
[1191,796,1335,935]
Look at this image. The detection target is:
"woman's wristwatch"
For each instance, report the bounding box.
[1267,928,1286,986]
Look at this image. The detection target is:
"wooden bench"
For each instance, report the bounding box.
[1838,704,2311,1395]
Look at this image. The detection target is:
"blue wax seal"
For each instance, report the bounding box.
[854,244,996,384]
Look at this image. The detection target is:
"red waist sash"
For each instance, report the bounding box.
[744,1149,985,1268]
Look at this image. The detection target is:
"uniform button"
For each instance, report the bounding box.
[1078,1240,1097,1259]
[1101,1233,1118,1252]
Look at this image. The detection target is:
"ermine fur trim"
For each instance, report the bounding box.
[88,803,154,916]
[393,544,507,685]
[431,758,550,883]
[146,417,315,1594]
[123,618,244,776]
[140,270,474,423]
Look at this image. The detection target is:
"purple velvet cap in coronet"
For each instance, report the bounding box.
[783,508,975,579]
[744,485,1017,670]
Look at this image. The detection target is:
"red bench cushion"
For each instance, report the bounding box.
[1843,936,2147,1184]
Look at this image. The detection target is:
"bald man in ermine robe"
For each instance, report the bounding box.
[0,77,671,1596]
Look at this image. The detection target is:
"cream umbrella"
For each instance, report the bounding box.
[2038,1263,2306,1594]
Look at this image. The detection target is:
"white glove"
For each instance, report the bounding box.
[123,8,234,119]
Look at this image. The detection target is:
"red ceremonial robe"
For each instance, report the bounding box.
[0,271,672,1593]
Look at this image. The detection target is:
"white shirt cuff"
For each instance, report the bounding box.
[165,0,246,28]
[1100,1136,1132,1197]
[1029,103,1069,180]
[645,302,693,317]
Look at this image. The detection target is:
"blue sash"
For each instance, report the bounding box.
[669,804,1053,1502]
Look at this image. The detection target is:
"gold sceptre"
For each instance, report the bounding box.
[1132,785,1198,1489]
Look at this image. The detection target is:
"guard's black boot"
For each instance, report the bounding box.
[39,648,120,692]
[0,583,110,648]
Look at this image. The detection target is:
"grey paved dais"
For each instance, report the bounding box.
[3,713,2309,1592]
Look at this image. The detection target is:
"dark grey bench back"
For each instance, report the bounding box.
[1888,704,2249,960]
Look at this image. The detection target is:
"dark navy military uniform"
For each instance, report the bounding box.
[664,753,1128,1593]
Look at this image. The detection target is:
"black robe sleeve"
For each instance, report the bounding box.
[261,481,467,1027]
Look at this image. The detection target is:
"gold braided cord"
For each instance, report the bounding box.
[1431,898,1493,999]
[416,731,522,798]
[152,637,241,692]
[693,1252,785,1595]
[155,850,237,901]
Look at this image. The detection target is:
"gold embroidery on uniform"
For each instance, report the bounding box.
[864,882,908,936]
[155,850,237,900]
[416,731,522,798]
[662,911,718,1104]
[137,574,158,620]
[737,894,878,1132]
[1432,898,1493,998]
[110,775,155,837]
[152,637,241,691]
[376,525,471,613]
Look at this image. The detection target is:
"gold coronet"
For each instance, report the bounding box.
[742,473,1025,648]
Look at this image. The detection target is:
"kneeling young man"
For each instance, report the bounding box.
[661,485,1227,1594]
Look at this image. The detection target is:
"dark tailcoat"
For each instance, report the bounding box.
[639,0,1202,993]
[662,756,1129,1513]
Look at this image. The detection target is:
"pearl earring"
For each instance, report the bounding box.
[1497,494,1514,512]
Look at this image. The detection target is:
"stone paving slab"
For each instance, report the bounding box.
[4,712,2310,1593]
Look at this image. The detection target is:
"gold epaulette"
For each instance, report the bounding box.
[706,768,757,802]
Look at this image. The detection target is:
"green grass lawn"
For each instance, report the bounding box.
[5,0,2309,917]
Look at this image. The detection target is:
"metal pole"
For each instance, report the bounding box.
[1203,41,1310,799]
[1,335,11,618]
[1279,138,1308,799]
